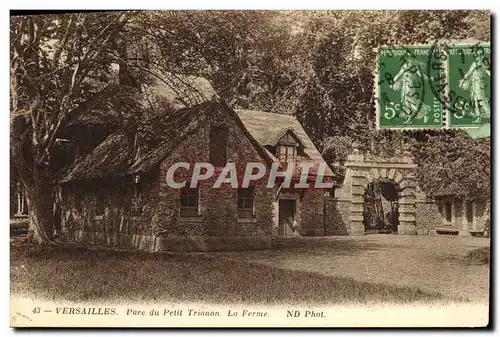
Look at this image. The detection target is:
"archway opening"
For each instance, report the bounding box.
[363,179,400,234]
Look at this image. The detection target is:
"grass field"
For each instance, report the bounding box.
[12,242,450,305]
[10,235,489,305]
[219,235,491,303]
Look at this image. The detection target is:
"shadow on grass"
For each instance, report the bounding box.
[10,243,462,306]
[271,236,388,257]
[464,247,490,265]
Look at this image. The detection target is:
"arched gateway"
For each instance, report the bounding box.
[333,146,422,235]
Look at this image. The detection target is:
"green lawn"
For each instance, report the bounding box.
[10,241,451,305]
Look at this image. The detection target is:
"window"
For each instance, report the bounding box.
[277,132,298,163]
[210,126,228,167]
[96,187,106,216]
[237,187,254,218]
[277,145,297,162]
[180,187,199,217]
[444,200,452,223]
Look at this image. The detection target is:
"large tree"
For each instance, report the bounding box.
[10,12,137,243]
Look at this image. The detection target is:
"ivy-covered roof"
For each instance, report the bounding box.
[59,133,134,183]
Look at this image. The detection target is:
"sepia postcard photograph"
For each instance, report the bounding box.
[8,8,491,328]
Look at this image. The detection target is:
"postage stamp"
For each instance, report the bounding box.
[377,45,444,129]
[9,10,491,329]
[447,43,491,127]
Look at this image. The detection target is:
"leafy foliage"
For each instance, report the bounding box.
[411,131,490,199]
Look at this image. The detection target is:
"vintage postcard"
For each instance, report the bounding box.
[9,10,491,328]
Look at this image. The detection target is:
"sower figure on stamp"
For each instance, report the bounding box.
[459,54,490,120]
[391,53,431,124]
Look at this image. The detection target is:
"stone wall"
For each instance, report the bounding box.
[323,197,350,235]
[415,201,442,235]
[155,176,273,237]
[298,190,324,236]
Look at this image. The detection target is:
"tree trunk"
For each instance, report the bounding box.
[11,112,56,244]
[24,178,55,244]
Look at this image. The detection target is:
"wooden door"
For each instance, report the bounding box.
[279,199,296,236]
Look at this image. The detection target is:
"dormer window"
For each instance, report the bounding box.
[278,145,296,162]
[277,131,298,162]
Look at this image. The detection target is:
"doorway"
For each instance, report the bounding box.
[363,179,399,234]
[278,199,296,236]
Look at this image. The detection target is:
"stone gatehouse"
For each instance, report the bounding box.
[323,145,489,236]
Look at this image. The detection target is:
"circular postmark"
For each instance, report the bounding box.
[427,41,491,125]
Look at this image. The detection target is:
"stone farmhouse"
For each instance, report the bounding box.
[56,99,336,251]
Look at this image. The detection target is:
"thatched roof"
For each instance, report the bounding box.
[60,101,336,183]
[68,74,217,129]
[143,74,218,110]
[59,133,134,183]
[60,102,213,183]
[127,103,210,174]
[236,109,334,177]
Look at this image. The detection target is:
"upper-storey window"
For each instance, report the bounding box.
[277,132,298,162]
[210,126,228,168]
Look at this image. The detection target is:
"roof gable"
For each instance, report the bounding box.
[277,129,306,148]
[235,109,334,176]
